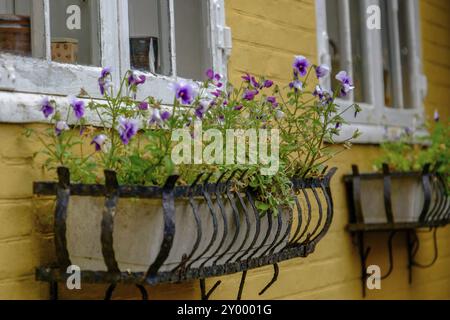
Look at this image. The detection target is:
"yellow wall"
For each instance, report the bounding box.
[0,0,449,299]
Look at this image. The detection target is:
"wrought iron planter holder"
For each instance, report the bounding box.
[344,164,449,297]
[34,166,337,300]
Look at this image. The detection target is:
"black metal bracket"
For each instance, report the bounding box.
[345,164,449,297]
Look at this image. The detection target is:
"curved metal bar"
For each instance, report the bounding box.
[101,170,120,273]
[258,263,279,296]
[171,173,204,273]
[308,184,324,241]
[236,270,247,300]
[215,171,240,265]
[225,186,251,264]
[419,164,432,222]
[235,191,261,261]
[136,284,149,300]
[434,175,449,222]
[277,207,294,252]
[289,191,303,244]
[259,210,282,257]
[427,175,446,223]
[380,231,397,280]
[293,185,312,245]
[412,228,439,268]
[188,173,219,269]
[144,175,179,283]
[104,283,117,300]
[54,167,72,271]
[200,278,222,300]
[208,171,229,266]
[382,164,394,223]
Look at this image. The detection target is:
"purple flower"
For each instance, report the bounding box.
[149,109,162,125]
[117,117,139,145]
[293,55,310,77]
[171,81,197,105]
[69,96,85,119]
[434,110,440,122]
[218,114,225,123]
[335,71,355,97]
[138,101,149,111]
[234,105,243,111]
[243,89,258,101]
[289,80,303,92]
[91,134,107,152]
[263,79,274,88]
[128,72,146,86]
[206,69,214,80]
[242,73,251,82]
[40,97,54,118]
[161,110,171,121]
[315,64,330,79]
[267,96,278,108]
[251,76,261,89]
[335,122,341,129]
[211,89,222,98]
[405,127,413,136]
[101,66,112,79]
[55,121,69,136]
[313,85,326,100]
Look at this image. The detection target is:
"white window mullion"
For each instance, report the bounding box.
[99,0,121,86]
[315,0,331,91]
[387,0,404,109]
[168,0,177,77]
[31,0,50,61]
[404,0,422,109]
[210,0,232,80]
[338,0,354,102]
[360,0,375,105]
[117,0,130,78]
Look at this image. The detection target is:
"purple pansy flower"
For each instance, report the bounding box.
[161,110,171,121]
[234,105,243,111]
[251,76,261,89]
[263,79,274,88]
[315,64,330,79]
[128,72,146,86]
[313,85,325,100]
[171,81,197,105]
[69,96,85,119]
[434,110,440,122]
[211,89,222,98]
[335,122,341,129]
[267,96,278,108]
[41,97,54,118]
[138,101,149,111]
[206,69,214,80]
[101,66,111,79]
[289,80,303,92]
[55,121,69,136]
[98,67,112,95]
[293,55,310,77]
[195,101,210,119]
[335,71,355,97]
[242,73,251,82]
[243,89,258,101]
[91,134,107,152]
[117,117,139,145]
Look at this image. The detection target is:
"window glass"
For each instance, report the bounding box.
[349,0,367,103]
[128,0,171,76]
[380,0,394,107]
[49,0,101,66]
[398,0,413,108]
[325,0,341,94]
[0,0,35,57]
[174,0,212,81]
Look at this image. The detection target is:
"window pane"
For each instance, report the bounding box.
[326,0,341,94]
[349,0,367,103]
[174,0,212,81]
[50,0,101,66]
[128,0,171,76]
[0,0,35,57]
[380,0,394,107]
[398,0,413,108]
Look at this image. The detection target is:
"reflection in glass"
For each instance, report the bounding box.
[0,0,32,56]
[50,0,100,66]
[128,0,171,76]
[174,0,211,81]
[326,0,341,94]
[380,0,393,107]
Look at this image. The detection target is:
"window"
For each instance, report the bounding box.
[0,0,231,121]
[316,0,428,143]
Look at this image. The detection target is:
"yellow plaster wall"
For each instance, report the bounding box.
[0,0,448,299]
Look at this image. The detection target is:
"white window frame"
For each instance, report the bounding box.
[0,0,231,122]
[315,0,428,144]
